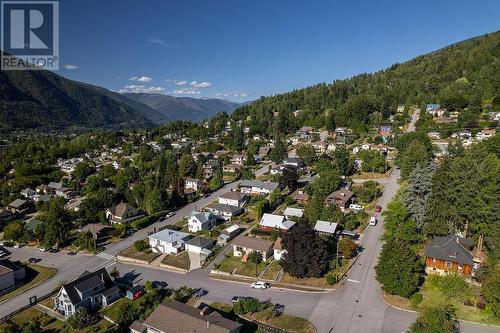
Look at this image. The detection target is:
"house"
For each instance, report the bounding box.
[185,178,203,192]
[397,105,405,113]
[8,199,32,215]
[203,159,220,179]
[218,191,248,207]
[187,211,217,232]
[314,220,338,235]
[239,180,279,195]
[232,236,274,262]
[54,268,121,317]
[148,229,191,255]
[79,223,113,240]
[424,235,475,277]
[185,236,214,266]
[293,188,309,206]
[105,202,144,224]
[427,132,441,140]
[258,146,271,158]
[222,164,240,174]
[283,157,304,168]
[20,188,35,199]
[230,154,247,165]
[218,224,242,244]
[0,210,15,224]
[205,204,243,221]
[0,260,26,296]
[283,207,304,219]
[55,187,76,199]
[65,196,86,212]
[426,103,441,112]
[273,237,286,261]
[129,300,242,333]
[259,213,296,232]
[324,189,355,212]
[311,141,328,155]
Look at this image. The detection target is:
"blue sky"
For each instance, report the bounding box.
[58,0,500,102]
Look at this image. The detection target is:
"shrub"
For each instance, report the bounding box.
[67,308,98,330]
[325,272,336,285]
[438,274,473,302]
[410,292,423,307]
[134,239,149,252]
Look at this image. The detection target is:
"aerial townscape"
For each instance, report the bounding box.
[0,1,498,333]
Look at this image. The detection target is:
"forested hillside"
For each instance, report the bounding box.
[232,31,500,135]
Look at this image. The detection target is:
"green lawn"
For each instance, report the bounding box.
[218,256,268,277]
[119,244,159,262]
[0,264,57,303]
[161,251,190,270]
[100,297,136,322]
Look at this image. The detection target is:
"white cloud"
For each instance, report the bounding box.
[190,81,213,88]
[148,37,178,48]
[215,91,249,98]
[119,85,166,94]
[63,64,78,70]
[129,76,152,83]
[171,88,201,95]
[174,80,187,86]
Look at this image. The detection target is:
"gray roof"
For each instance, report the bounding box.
[424,235,474,266]
[210,203,243,214]
[148,229,190,244]
[219,191,247,201]
[314,220,338,234]
[185,236,214,249]
[9,198,27,208]
[240,180,279,191]
[61,268,114,305]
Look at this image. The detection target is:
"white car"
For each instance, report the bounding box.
[349,204,363,211]
[251,281,270,289]
[165,212,175,218]
[40,247,48,252]
[13,244,21,249]
[369,216,377,226]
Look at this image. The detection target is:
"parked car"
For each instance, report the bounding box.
[40,247,49,252]
[369,216,378,226]
[2,242,13,248]
[251,281,270,289]
[67,251,77,256]
[13,244,21,249]
[165,212,175,218]
[28,257,40,263]
[375,205,382,213]
[192,288,208,298]
[274,303,285,315]
[49,248,60,253]
[152,281,168,289]
[349,204,363,211]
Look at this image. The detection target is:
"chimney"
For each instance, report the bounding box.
[101,273,105,283]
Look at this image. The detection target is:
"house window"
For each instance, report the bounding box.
[445,261,452,268]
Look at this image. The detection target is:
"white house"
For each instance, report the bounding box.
[283,207,304,219]
[185,178,203,192]
[187,211,217,232]
[205,204,243,221]
[218,191,248,207]
[239,180,279,195]
[230,154,247,165]
[314,220,338,235]
[218,224,242,244]
[259,213,296,232]
[148,229,191,255]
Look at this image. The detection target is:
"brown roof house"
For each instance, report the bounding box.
[130,300,242,333]
[232,235,274,262]
[79,223,114,240]
[105,202,144,225]
[324,188,355,212]
[424,235,476,278]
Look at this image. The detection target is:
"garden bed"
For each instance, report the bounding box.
[118,245,159,263]
[161,252,190,270]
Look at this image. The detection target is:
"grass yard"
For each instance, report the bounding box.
[218,255,268,277]
[100,297,137,322]
[261,261,282,280]
[252,311,316,333]
[161,251,190,270]
[280,273,332,289]
[119,244,159,263]
[0,264,57,303]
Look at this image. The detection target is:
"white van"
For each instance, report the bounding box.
[349,204,363,211]
[369,216,377,226]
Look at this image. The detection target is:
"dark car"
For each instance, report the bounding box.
[274,303,285,316]
[67,251,77,256]
[375,205,382,213]
[192,288,208,298]
[49,248,60,253]
[152,281,168,289]
[28,257,40,263]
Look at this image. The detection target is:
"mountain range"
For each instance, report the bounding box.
[123,93,241,124]
[0,62,242,132]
